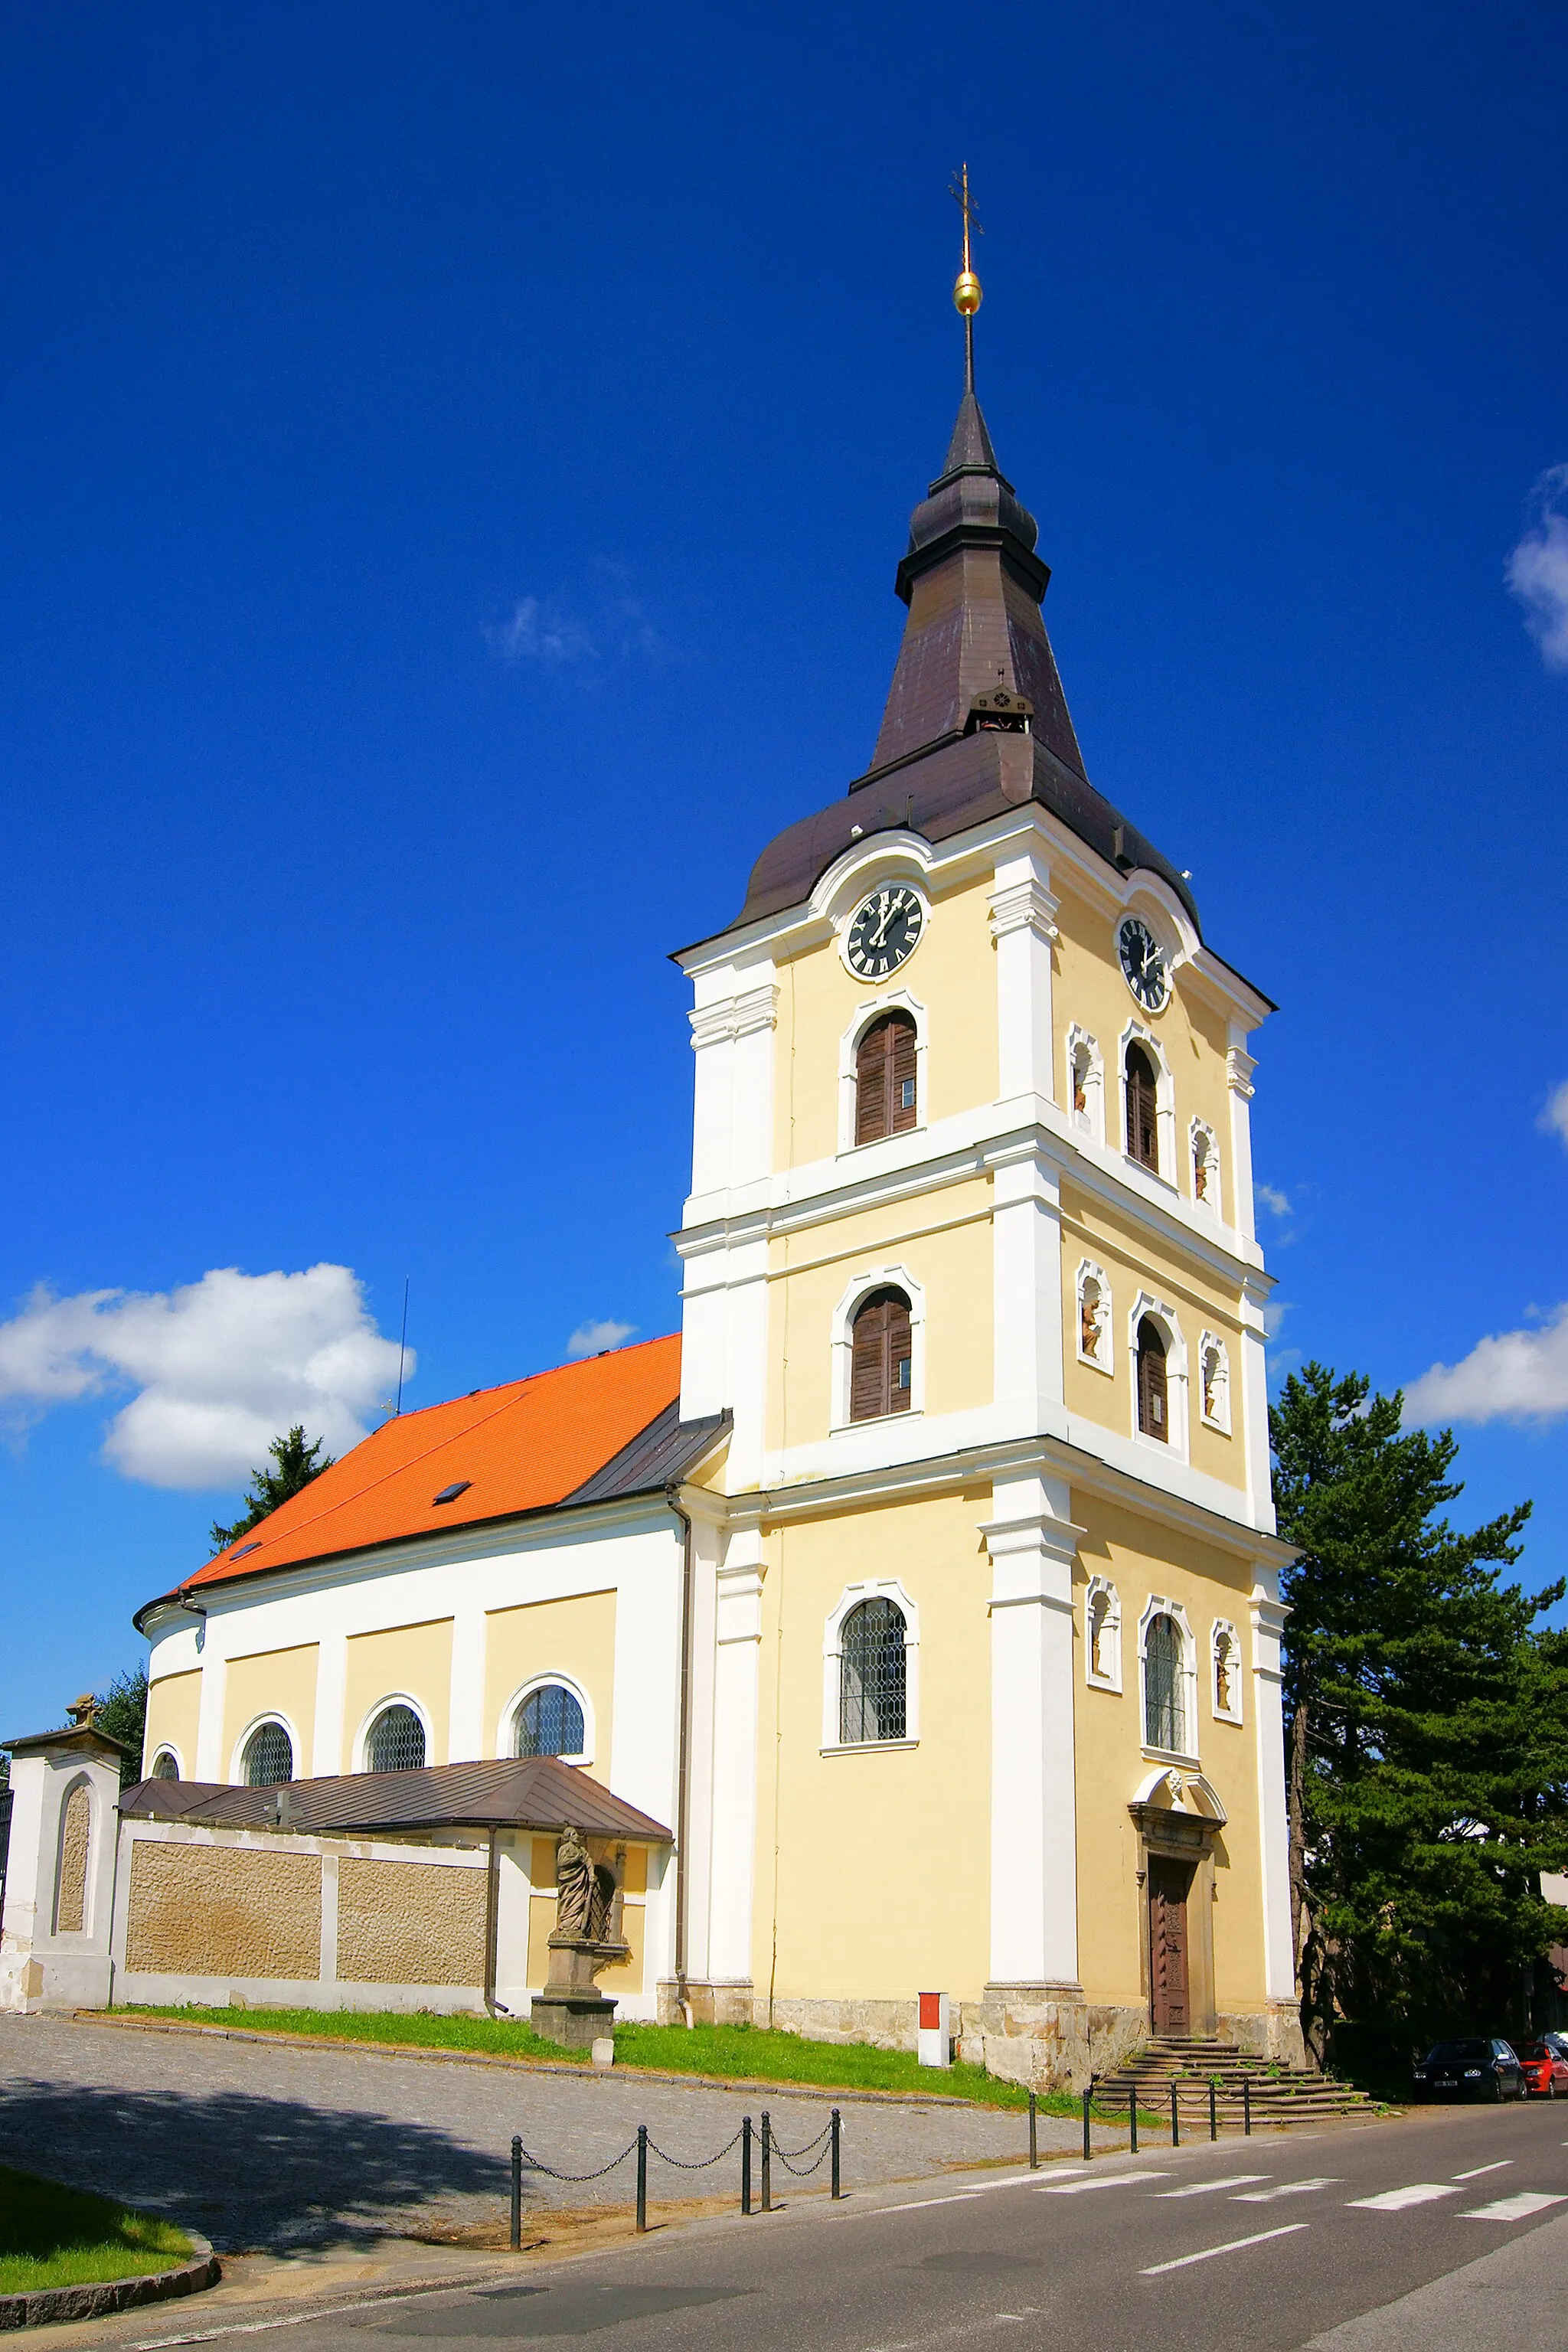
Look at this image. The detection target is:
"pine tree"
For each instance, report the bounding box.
[210,1426,334,1553]
[1272,1363,1568,2071]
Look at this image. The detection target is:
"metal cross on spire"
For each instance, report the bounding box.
[949,162,984,392]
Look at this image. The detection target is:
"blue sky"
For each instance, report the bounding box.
[2,2,1566,1730]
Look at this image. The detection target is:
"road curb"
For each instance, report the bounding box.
[0,2230,217,2333]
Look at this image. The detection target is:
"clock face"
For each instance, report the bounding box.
[845,884,925,979]
[1118,916,1170,1011]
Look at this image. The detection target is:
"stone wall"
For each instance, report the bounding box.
[54,1786,90,1936]
[337,1857,486,1984]
[125,1840,322,1979]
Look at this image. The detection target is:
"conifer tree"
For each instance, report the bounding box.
[209,1426,334,1553]
[1272,1363,1568,2069]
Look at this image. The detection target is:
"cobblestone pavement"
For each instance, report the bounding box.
[0,2017,1091,2252]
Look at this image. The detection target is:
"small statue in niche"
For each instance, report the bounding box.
[554,1824,595,1939]
[1194,1145,1209,1201]
[1080,1285,1102,1361]
[1215,1641,1233,1715]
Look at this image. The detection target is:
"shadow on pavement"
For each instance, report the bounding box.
[0,2076,508,2252]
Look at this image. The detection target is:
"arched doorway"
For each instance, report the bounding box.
[1147,1854,1194,2035]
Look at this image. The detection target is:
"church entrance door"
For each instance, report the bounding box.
[1148,1854,1194,2036]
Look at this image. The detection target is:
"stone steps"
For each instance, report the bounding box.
[1094,2035,1379,2123]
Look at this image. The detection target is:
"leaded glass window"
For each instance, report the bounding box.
[150,1750,179,1782]
[1145,1614,1184,1753]
[515,1684,586,1759]
[366,1704,426,1772]
[242,1720,294,1788]
[840,1597,907,1744]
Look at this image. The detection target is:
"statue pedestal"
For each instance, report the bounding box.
[530,1932,629,2050]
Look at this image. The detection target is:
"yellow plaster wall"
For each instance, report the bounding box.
[1060,1182,1247,1489]
[772,871,998,1172]
[1053,883,1236,1221]
[751,1488,993,2001]
[221,1645,319,1781]
[1070,1490,1263,2017]
[482,1590,617,1767]
[144,1668,203,1776]
[766,1180,994,1450]
[342,1620,453,1771]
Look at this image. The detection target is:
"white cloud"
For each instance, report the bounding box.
[488,596,598,667]
[1507,466,1568,671]
[1404,1302,1568,1426]
[0,1265,408,1489]
[567,1318,637,1360]
[1255,1183,1292,1221]
[1540,1081,1568,1149]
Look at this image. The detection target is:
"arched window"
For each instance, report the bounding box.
[242,1720,294,1788]
[855,1013,918,1145]
[514,1684,586,1759]
[1136,1317,1169,1441]
[850,1287,913,1421]
[150,1749,180,1782]
[1125,1044,1159,1171]
[1145,1612,1185,1753]
[366,1704,426,1772]
[840,1596,907,1743]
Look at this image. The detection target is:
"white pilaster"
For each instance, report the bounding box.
[705,1527,764,1989]
[312,1630,348,1779]
[989,854,1059,1103]
[677,1501,724,1988]
[1226,1029,1258,1243]
[988,1141,1065,1436]
[982,1475,1083,1988]
[447,1605,486,1762]
[1250,1580,1295,2002]
[1238,1271,1274,1530]
[194,1642,227,1782]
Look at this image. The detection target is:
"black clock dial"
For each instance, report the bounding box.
[1118,916,1169,1011]
[846,885,925,978]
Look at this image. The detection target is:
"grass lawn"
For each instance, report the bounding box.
[119,2004,1145,2120]
[0,2167,192,2296]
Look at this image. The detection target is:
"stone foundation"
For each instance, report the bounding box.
[657,1978,756,2028]
[1217,2002,1308,2069]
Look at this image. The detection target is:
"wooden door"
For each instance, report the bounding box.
[1148,1855,1194,2035]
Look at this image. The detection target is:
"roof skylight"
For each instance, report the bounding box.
[432,1481,472,1506]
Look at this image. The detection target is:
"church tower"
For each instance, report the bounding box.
[673,208,1298,2081]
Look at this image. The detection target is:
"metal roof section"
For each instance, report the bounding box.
[119,1753,671,1842]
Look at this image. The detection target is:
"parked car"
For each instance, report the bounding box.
[1511,2040,1568,2098]
[1411,2038,1527,2101]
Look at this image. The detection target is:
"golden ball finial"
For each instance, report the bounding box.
[953,268,982,318]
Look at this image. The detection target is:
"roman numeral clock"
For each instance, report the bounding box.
[845,884,925,979]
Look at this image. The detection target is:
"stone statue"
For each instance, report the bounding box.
[554,1824,594,1939]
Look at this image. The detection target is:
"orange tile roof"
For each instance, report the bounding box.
[175,1334,682,1599]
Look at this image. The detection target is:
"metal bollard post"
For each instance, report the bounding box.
[1129,2083,1138,2154]
[831,2109,841,2200]
[1082,2086,1092,2161]
[510,2135,522,2252]
[1209,2079,1218,2141]
[1027,2091,1038,2170]
[741,2115,752,2214]
[635,2125,648,2234]
[1243,2077,1252,2136]
[1170,2081,1180,2148]
[760,2110,773,2213]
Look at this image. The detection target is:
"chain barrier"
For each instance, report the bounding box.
[508,2107,842,2245]
[769,2122,835,2177]
[644,2126,746,2170]
[513,2139,637,2183]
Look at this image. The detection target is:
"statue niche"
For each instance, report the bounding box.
[529,1825,632,2050]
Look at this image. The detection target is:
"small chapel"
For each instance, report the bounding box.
[2,228,1299,2083]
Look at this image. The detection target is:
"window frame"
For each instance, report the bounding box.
[355,1693,433,1775]
[831,1266,926,1431]
[230,1711,301,1788]
[838,991,928,1155]
[1138,1597,1200,1766]
[148,1745,182,1782]
[822,1578,920,1749]
[499,1673,594,1766]
[1118,1019,1175,1184]
[1127,1292,1187,1456]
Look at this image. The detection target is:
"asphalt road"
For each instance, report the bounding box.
[118,2099,1568,2352]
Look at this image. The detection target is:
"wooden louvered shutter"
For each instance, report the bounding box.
[855,1014,917,1145]
[850,1287,913,1421]
[1137,1319,1168,1441]
[1127,1047,1158,1171]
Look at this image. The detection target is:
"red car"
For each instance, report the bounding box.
[1511,2039,1568,2097]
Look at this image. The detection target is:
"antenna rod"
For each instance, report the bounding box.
[396,1276,410,1416]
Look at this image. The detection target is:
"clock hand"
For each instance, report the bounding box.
[870,896,898,948]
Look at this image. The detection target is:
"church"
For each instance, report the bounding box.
[116,250,1298,2085]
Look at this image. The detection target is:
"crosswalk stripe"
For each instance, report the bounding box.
[1041,2169,1166,2195]
[1453,2160,1512,2179]
[1141,2223,1309,2274]
[1156,2176,1270,2197]
[1462,2192,1568,2221]
[1233,2177,1341,2203]
[1348,2184,1459,2211]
